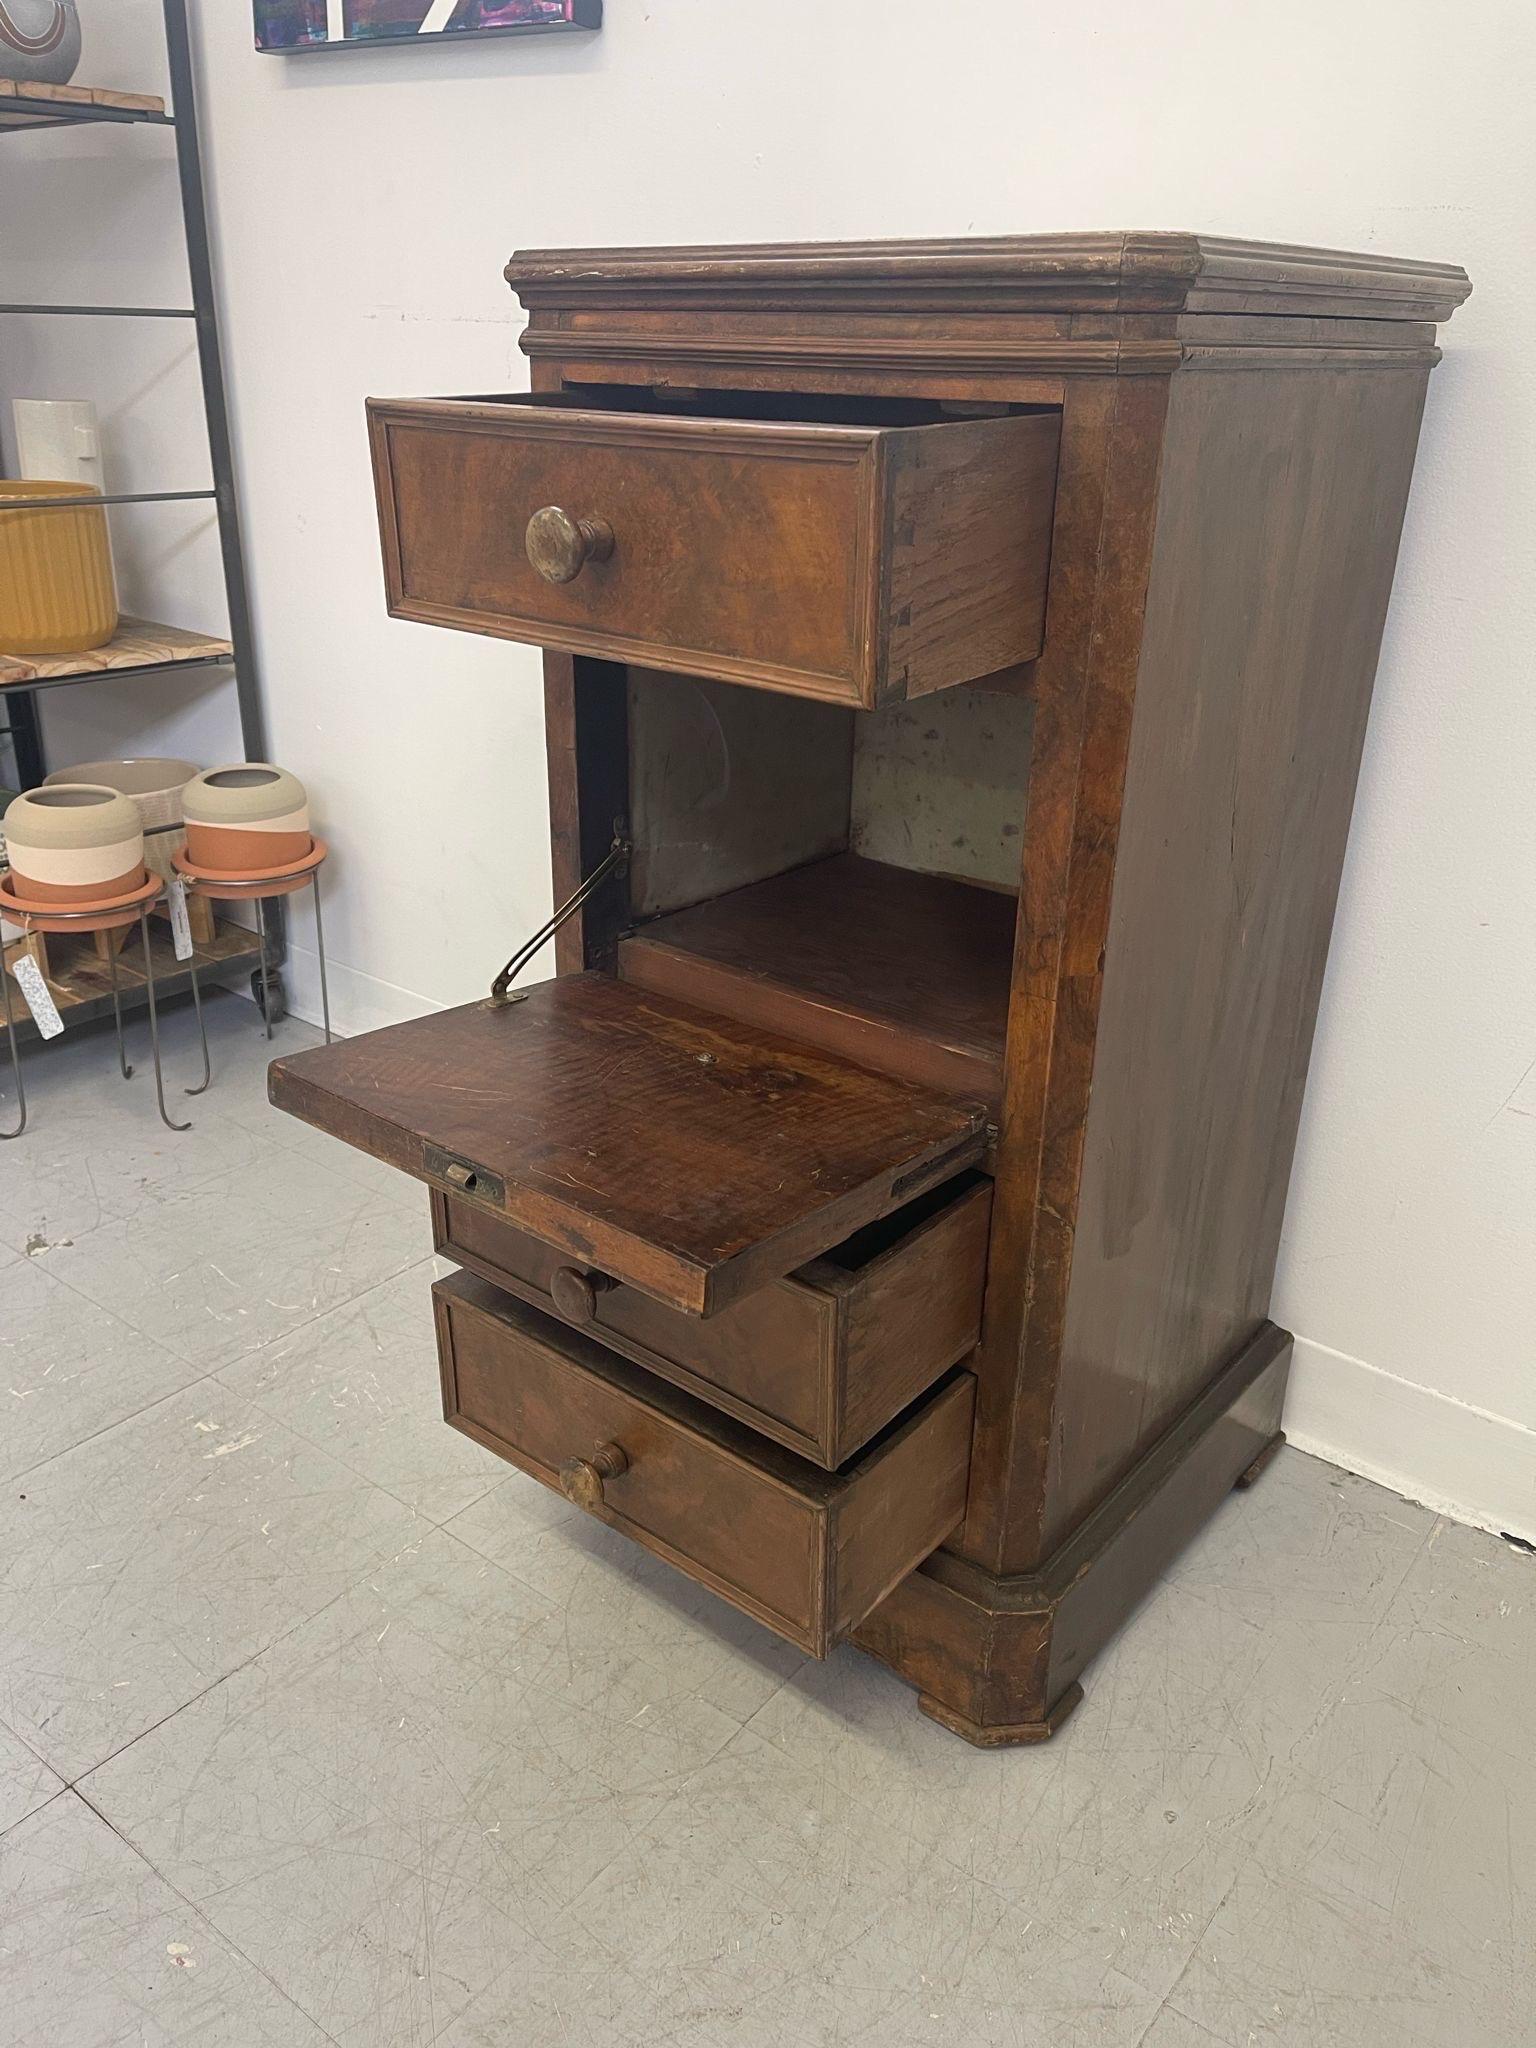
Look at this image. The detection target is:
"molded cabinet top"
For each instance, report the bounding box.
[507,231,1471,322]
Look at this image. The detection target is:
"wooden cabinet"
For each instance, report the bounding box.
[273,230,1469,1744]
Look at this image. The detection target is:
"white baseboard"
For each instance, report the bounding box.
[1285,1334,1536,1546]
[267,940,444,1039]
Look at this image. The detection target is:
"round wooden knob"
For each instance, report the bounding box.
[559,1441,629,1511]
[550,1265,614,1322]
[526,506,615,584]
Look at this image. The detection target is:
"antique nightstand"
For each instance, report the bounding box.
[272,232,1468,1743]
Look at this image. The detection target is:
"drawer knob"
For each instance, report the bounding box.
[526,506,615,585]
[559,1441,629,1511]
[550,1265,614,1323]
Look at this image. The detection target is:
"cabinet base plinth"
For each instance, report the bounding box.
[856,1321,1292,1747]
[919,1681,1084,1749]
[1234,1430,1286,1490]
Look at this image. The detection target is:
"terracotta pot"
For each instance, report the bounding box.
[173,836,328,902]
[47,757,199,888]
[3,784,145,903]
[0,3,82,87]
[0,866,157,936]
[0,480,118,655]
[181,763,311,872]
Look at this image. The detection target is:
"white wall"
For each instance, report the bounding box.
[14,2,1532,1539]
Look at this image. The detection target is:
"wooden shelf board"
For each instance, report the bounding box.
[3,914,260,1044]
[0,617,233,689]
[0,79,167,131]
[618,854,1017,1107]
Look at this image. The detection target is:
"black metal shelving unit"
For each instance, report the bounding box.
[1,0,279,1040]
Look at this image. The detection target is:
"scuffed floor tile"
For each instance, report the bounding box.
[0,1721,61,1839]
[743,1449,1436,2003]
[0,1383,423,1779]
[0,1259,204,1484]
[219,1263,502,1525]
[1168,1517,1536,2047]
[560,1727,1163,2047]
[1138,2008,1239,2047]
[0,1792,328,2046]
[446,1468,808,1726]
[0,999,298,1258]
[83,1526,726,2048]
[36,1142,426,1373]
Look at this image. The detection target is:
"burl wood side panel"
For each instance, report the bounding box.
[627,667,854,919]
[958,373,1170,1572]
[1041,366,1432,1545]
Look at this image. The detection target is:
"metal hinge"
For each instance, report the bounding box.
[488,826,630,1006]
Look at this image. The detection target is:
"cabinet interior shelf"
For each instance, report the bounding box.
[618,853,1018,1109]
[0,79,169,134]
[0,617,234,694]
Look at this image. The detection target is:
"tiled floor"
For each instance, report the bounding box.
[1,995,1532,2047]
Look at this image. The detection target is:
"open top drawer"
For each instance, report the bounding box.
[368,393,1060,707]
[270,972,989,1318]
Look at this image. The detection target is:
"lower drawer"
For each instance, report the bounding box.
[433,1172,991,1469]
[434,1271,976,1657]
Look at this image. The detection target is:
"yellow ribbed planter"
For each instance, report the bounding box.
[0,480,118,655]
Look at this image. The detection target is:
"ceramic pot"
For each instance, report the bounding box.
[181,763,310,872]
[0,866,158,936]
[3,784,145,903]
[174,836,328,901]
[0,3,82,86]
[47,757,198,889]
[0,480,118,655]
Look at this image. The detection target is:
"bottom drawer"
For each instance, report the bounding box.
[433,1172,991,1469]
[434,1271,975,1658]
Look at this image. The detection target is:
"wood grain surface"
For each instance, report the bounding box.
[271,972,989,1317]
[355,229,1468,1738]
[434,1171,991,1467]
[435,1271,976,1655]
[619,853,1016,1105]
[0,617,232,689]
[368,396,1056,705]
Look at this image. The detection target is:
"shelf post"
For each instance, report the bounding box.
[162,0,282,977]
[3,690,46,787]
[161,0,265,769]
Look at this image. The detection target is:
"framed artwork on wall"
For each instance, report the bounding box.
[255,0,601,53]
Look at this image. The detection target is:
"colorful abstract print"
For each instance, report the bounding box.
[255,0,576,51]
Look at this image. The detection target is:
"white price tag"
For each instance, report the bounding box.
[167,876,195,962]
[11,955,64,1039]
